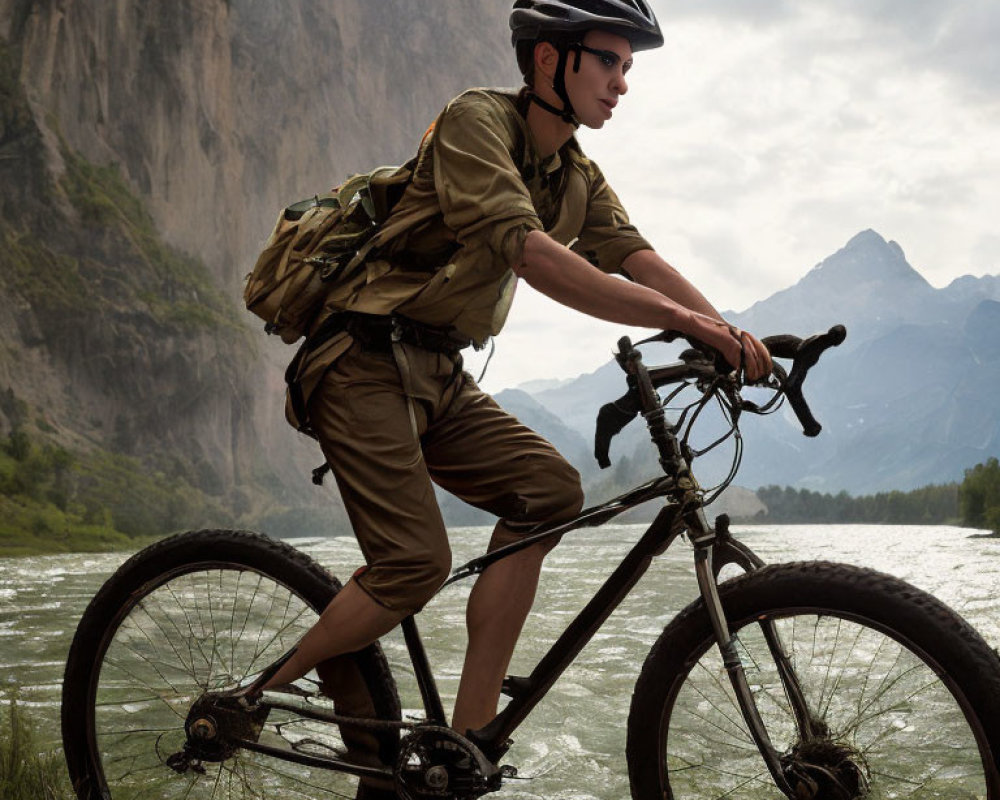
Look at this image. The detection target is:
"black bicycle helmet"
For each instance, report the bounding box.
[510,0,664,52]
[509,0,663,123]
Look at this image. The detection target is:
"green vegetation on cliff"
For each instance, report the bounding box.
[0,418,231,557]
[1,145,240,333]
[2,33,236,332]
[57,147,240,331]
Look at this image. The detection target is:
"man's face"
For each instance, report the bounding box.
[564,30,633,130]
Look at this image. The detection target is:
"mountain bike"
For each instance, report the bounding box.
[62,325,1000,799]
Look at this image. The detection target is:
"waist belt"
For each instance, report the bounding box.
[286,311,466,434]
[288,312,470,483]
[344,313,471,356]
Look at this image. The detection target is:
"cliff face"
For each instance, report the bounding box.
[0,0,520,541]
[5,0,517,286]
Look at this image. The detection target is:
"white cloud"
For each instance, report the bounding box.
[485,1,1000,391]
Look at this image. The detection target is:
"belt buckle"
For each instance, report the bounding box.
[390,319,405,345]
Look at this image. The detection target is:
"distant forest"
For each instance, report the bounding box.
[753,458,1000,533]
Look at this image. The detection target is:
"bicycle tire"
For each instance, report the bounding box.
[61,529,401,800]
[627,561,1000,799]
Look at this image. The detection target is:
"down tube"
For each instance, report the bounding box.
[470,505,683,750]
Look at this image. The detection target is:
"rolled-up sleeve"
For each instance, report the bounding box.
[571,163,653,274]
[432,94,543,271]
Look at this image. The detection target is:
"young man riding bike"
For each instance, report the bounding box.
[263,0,771,790]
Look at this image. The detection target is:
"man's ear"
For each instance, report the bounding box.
[534,41,560,86]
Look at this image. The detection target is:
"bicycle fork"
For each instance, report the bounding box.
[688,509,803,798]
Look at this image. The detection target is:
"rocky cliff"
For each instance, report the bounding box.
[0,0,520,547]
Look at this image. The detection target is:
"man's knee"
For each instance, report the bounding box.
[358,547,452,615]
[539,460,585,523]
[489,460,584,552]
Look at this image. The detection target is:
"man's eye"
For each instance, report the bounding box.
[599,52,617,67]
[622,59,633,75]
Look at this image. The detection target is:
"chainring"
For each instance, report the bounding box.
[394,725,501,800]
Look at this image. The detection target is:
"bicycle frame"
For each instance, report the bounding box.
[233,474,806,796]
[442,475,800,795]
[229,334,848,795]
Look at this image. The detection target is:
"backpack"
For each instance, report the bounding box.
[243,163,413,344]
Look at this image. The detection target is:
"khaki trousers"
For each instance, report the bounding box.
[308,340,584,614]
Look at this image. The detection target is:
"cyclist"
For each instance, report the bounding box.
[263,0,771,784]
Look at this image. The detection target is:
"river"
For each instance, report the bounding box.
[1,523,998,798]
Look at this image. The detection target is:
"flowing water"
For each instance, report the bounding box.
[1,523,998,798]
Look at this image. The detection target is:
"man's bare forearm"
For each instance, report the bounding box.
[621,248,723,322]
[515,230,696,331]
[516,231,771,378]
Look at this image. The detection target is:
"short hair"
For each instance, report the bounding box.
[515,32,580,87]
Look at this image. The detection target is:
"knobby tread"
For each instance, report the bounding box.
[626,560,1000,799]
[61,529,400,800]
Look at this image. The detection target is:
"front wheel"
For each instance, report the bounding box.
[62,529,401,800]
[627,561,1000,799]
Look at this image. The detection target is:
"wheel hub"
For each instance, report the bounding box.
[175,692,270,764]
[782,738,871,799]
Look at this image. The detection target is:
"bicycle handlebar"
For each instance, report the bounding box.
[761,324,846,437]
[594,325,847,468]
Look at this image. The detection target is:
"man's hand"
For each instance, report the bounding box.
[687,312,773,382]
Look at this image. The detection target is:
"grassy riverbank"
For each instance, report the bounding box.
[0,698,72,800]
[0,494,137,558]
[0,424,226,557]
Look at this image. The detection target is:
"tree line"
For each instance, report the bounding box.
[959,457,1000,533]
[753,458,1000,533]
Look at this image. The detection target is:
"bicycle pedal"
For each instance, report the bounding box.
[500,675,531,698]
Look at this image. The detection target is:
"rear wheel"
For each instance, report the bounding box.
[62,529,401,800]
[627,561,1000,799]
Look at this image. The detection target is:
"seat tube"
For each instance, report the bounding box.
[689,510,793,796]
[401,616,447,725]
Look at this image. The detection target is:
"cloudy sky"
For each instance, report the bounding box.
[476,0,1000,391]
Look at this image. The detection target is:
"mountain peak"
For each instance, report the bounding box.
[842,229,908,264]
[732,229,935,339]
[844,228,889,249]
[806,229,930,290]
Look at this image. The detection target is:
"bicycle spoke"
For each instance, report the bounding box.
[61,531,410,800]
[816,617,864,720]
[134,597,198,677]
[660,608,989,799]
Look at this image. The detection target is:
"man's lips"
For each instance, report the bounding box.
[600,98,618,112]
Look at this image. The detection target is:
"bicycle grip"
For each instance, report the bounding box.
[761,333,802,360]
[594,391,641,468]
[785,388,822,437]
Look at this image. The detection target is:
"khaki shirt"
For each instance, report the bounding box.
[328,87,650,342]
[291,88,652,423]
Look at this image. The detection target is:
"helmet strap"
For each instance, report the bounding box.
[529,43,579,127]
